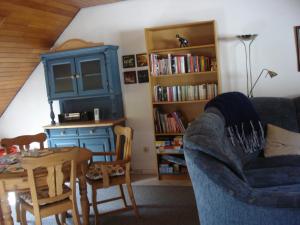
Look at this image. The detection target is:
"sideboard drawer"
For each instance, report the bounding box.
[78,127,108,136]
[48,128,78,137]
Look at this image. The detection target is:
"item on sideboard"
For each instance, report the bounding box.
[236,34,258,97]
[137,70,149,83]
[94,108,100,121]
[136,53,148,67]
[176,34,188,47]
[123,71,137,84]
[249,69,278,97]
[295,26,300,71]
[58,111,93,123]
[122,55,135,68]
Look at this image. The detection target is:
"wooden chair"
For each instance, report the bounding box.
[86,125,139,224]
[1,133,47,154]
[19,149,80,225]
[0,132,47,222]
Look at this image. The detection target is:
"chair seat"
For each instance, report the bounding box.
[19,185,71,206]
[86,162,125,180]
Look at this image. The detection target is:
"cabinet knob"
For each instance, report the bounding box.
[75,74,80,79]
[89,129,95,134]
[60,131,66,135]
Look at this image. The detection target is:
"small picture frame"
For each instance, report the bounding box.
[124,71,137,84]
[137,70,149,83]
[122,55,135,68]
[136,53,148,67]
[295,26,300,71]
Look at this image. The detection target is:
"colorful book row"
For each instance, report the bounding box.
[155,136,183,149]
[150,53,216,76]
[153,83,218,102]
[153,109,187,134]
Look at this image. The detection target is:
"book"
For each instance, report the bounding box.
[150,53,216,76]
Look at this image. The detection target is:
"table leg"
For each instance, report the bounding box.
[0,181,14,225]
[79,162,90,225]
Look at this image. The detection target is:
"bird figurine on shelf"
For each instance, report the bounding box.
[176,34,188,47]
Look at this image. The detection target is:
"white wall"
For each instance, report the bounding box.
[1,0,300,173]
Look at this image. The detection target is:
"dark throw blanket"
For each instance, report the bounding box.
[205,92,265,153]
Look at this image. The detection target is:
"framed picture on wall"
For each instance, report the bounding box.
[295,26,300,72]
[124,71,137,84]
[136,53,148,67]
[122,55,135,68]
[137,70,149,83]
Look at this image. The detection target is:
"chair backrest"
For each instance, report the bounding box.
[114,126,133,161]
[1,133,47,153]
[21,150,79,207]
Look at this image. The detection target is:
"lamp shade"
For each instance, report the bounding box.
[236,34,258,41]
[266,70,278,78]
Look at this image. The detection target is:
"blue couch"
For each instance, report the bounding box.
[184,96,300,225]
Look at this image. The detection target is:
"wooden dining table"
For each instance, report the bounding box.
[0,147,92,225]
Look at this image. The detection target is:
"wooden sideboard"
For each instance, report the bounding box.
[44,119,125,162]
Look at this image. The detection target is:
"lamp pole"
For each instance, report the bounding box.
[237,34,258,97]
[249,69,278,97]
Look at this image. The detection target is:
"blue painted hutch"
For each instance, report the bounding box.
[41,44,124,161]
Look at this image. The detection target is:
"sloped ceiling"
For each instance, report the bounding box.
[0,0,122,116]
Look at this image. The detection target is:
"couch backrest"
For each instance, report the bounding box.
[251,97,299,132]
[184,110,247,180]
[294,97,300,131]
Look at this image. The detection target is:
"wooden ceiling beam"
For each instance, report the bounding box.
[0,67,36,73]
[0,2,77,21]
[68,0,123,8]
[0,58,40,63]
[0,53,40,58]
[6,0,78,17]
[0,62,39,68]
[0,36,53,46]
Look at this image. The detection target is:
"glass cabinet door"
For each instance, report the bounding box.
[48,58,78,98]
[75,54,108,96]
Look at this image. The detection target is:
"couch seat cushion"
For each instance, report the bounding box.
[244,155,300,170]
[244,155,300,188]
[254,183,300,208]
[245,166,300,188]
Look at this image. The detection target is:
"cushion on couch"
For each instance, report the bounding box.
[264,124,300,157]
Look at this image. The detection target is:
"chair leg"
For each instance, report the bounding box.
[70,186,81,225]
[55,213,67,225]
[35,219,42,225]
[55,214,62,225]
[126,182,139,217]
[61,212,67,224]
[92,187,100,225]
[15,194,21,222]
[119,184,127,208]
[71,208,80,225]
[33,208,42,225]
[20,203,28,225]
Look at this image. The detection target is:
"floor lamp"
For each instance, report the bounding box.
[236,34,258,97]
